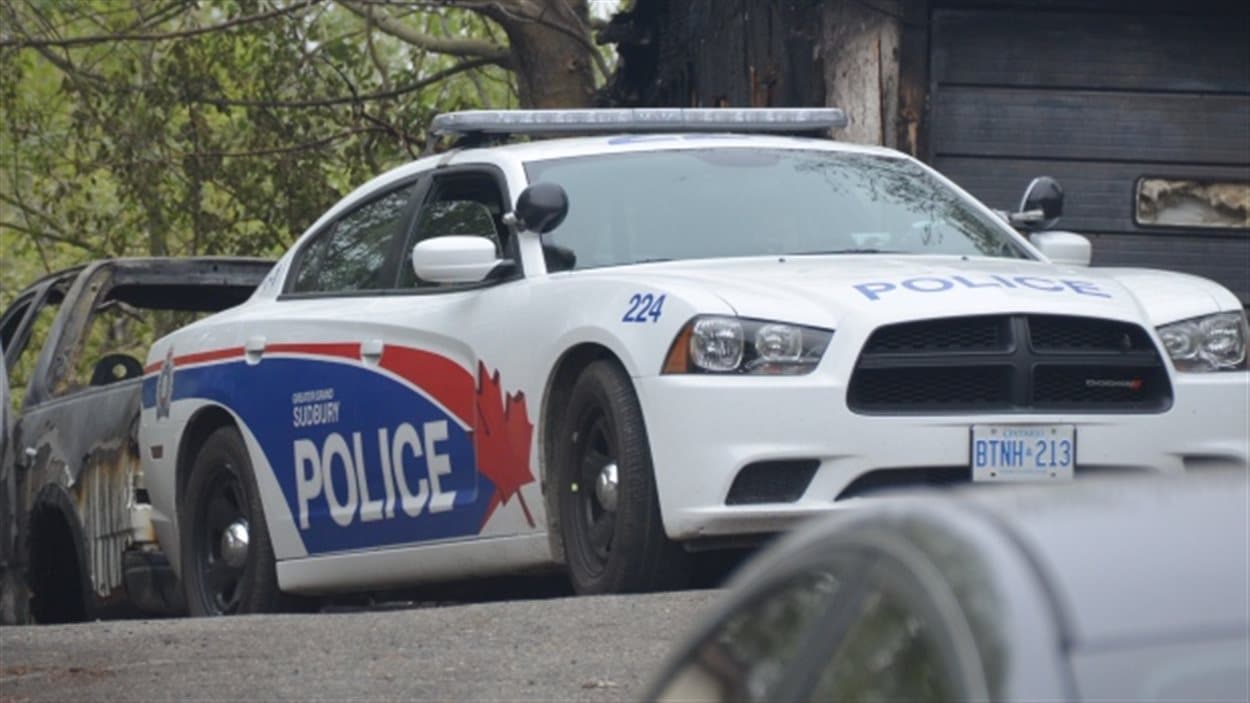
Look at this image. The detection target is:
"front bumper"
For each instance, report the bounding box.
[637,371,1250,541]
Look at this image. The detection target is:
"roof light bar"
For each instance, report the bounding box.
[430,108,848,137]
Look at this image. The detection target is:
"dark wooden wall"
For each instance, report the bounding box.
[601,0,826,108]
[927,1,1250,301]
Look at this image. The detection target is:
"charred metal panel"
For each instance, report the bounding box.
[19,370,146,601]
[0,351,18,623]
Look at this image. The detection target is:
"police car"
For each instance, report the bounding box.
[138,109,1250,615]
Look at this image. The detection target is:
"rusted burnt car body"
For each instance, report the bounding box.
[0,258,272,623]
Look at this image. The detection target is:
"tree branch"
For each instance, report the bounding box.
[0,0,322,49]
[183,56,496,108]
[473,0,609,81]
[338,1,512,65]
[183,126,392,158]
[0,192,103,254]
[0,220,102,255]
[362,5,392,90]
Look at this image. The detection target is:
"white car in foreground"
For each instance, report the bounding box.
[647,470,1250,702]
[138,109,1249,615]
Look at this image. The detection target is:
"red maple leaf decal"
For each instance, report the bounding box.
[475,362,536,527]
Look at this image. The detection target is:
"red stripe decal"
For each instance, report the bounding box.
[378,346,474,425]
[145,346,243,378]
[176,347,246,368]
[145,341,473,426]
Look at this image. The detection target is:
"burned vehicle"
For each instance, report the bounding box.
[0,258,272,623]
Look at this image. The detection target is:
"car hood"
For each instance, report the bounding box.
[627,255,1239,330]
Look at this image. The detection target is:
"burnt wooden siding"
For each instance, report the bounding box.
[928,2,1250,303]
[601,0,826,109]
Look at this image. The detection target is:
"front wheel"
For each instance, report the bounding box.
[180,426,284,616]
[556,361,689,594]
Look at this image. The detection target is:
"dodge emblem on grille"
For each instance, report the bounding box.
[1085,378,1144,390]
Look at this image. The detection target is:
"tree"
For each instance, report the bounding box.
[0,0,609,307]
[338,1,603,109]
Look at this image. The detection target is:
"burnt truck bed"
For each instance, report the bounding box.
[1,258,273,623]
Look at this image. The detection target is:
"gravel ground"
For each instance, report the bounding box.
[0,589,720,703]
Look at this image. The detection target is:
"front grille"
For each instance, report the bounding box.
[1028,315,1155,352]
[848,314,1172,414]
[851,366,1013,411]
[864,315,1009,353]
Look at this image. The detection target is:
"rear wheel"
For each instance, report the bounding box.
[26,504,87,623]
[556,361,689,594]
[181,426,284,616]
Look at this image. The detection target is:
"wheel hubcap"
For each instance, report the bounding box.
[571,410,618,572]
[595,462,619,513]
[196,464,248,614]
[220,519,250,569]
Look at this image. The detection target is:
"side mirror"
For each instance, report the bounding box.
[511,183,569,234]
[1030,231,1091,267]
[1010,176,1064,231]
[412,236,503,284]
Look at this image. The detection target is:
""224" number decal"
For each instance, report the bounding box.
[622,293,666,323]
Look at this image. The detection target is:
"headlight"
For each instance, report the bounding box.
[1157,312,1248,372]
[662,316,833,375]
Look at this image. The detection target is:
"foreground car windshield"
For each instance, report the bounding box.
[525,148,1029,269]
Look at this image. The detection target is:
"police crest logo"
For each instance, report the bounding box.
[155,346,174,420]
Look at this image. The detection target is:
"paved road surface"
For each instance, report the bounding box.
[0,589,720,702]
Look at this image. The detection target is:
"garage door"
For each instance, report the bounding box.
[928,2,1250,303]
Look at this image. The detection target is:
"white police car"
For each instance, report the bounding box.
[138,109,1250,615]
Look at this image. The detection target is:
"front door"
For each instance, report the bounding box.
[210,168,531,560]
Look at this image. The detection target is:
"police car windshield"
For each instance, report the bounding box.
[524,148,1029,269]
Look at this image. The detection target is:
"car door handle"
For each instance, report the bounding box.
[245,336,266,365]
[361,339,384,365]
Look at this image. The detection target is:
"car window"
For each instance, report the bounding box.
[52,299,204,397]
[3,285,66,413]
[525,149,1028,269]
[809,576,961,701]
[0,300,25,416]
[398,171,509,289]
[291,183,419,294]
[655,567,842,703]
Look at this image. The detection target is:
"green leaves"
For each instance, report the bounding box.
[0,0,541,307]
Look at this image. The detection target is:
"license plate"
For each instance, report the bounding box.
[971,425,1075,482]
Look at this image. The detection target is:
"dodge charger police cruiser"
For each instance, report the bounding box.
[138,109,1250,615]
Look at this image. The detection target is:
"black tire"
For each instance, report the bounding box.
[180,426,284,616]
[556,360,690,594]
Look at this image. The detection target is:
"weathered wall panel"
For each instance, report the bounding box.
[929,2,1250,303]
[932,11,1250,93]
[822,1,902,146]
[934,157,1244,233]
[605,0,826,109]
[931,89,1250,164]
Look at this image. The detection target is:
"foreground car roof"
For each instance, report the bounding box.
[647,471,1248,702]
[770,470,1250,649]
[960,470,1249,647]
